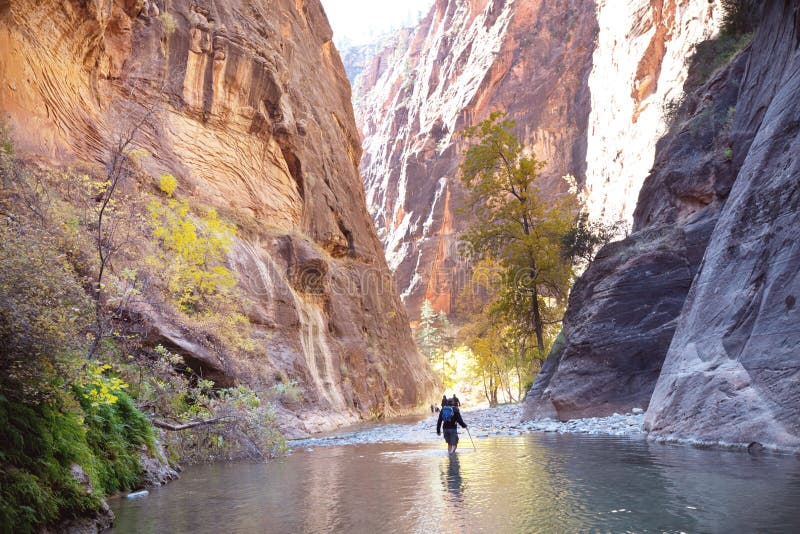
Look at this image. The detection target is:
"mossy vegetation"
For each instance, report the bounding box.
[0,391,154,534]
[0,397,101,533]
[0,216,155,532]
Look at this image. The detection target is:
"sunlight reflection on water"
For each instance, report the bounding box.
[110,434,800,533]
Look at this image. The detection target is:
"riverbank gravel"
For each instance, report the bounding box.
[290,403,645,449]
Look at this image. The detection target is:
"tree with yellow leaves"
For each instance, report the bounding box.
[460,112,578,358]
[147,176,237,312]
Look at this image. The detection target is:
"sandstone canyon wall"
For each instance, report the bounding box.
[0,0,435,434]
[584,0,722,222]
[527,1,800,450]
[351,0,722,319]
[644,1,800,450]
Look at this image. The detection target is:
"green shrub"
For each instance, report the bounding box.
[720,0,761,36]
[0,389,155,534]
[271,379,302,404]
[159,12,177,35]
[683,32,753,95]
[75,387,155,494]
[677,2,759,101]
[0,396,99,533]
[0,225,93,402]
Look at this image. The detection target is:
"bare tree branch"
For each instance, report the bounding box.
[151,417,232,431]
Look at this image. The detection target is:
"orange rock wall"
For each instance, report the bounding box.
[352,0,721,320]
[354,0,598,319]
[0,0,435,434]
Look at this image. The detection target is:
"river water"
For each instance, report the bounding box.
[111,433,800,533]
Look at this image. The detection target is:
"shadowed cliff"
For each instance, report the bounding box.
[526,0,800,451]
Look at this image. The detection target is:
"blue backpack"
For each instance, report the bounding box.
[441,405,455,423]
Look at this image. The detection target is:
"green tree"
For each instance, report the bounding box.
[460,112,577,357]
[416,301,460,384]
[560,211,626,265]
[416,299,442,363]
[458,258,542,405]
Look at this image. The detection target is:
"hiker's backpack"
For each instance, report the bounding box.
[441,405,455,423]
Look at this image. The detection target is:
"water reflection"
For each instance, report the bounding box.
[441,454,464,502]
[110,434,800,533]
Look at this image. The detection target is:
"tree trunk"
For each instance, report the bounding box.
[496,362,513,403]
[531,286,545,356]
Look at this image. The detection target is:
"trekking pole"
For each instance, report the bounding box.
[466,426,477,451]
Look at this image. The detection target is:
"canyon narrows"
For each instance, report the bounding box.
[2,1,800,532]
[350,0,721,319]
[348,0,799,450]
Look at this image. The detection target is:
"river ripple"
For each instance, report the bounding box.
[111,433,800,533]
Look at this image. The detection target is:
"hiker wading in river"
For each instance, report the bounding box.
[437,397,467,454]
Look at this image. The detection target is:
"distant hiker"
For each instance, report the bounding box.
[451,394,461,407]
[441,395,448,408]
[436,399,467,454]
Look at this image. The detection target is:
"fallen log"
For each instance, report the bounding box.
[151,417,230,431]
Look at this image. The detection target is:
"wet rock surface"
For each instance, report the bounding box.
[138,435,180,487]
[290,404,644,449]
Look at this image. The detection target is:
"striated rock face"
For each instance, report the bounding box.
[524,44,746,421]
[0,0,435,432]
[645,1,800,450]
[584,0,721,222]
[354,0,599,318]
[352,0,722,319]
[340,34,404,86]
[528,1,800,450]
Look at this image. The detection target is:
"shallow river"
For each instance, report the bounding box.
[111,433,800,533]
